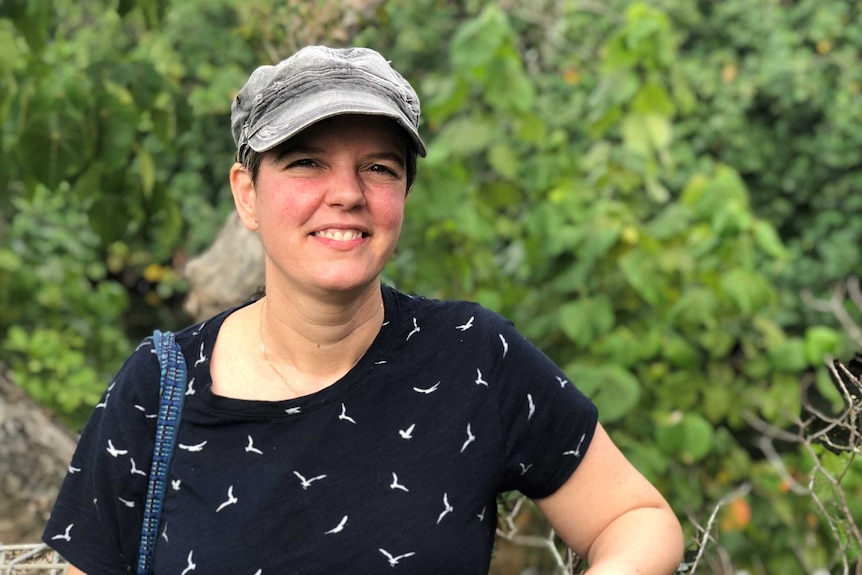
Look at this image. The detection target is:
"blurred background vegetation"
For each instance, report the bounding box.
[1,0,861,572]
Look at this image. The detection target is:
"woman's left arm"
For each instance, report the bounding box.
[534,423,684,575]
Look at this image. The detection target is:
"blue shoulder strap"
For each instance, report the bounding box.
[137,330,188,575]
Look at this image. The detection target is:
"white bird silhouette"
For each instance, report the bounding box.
[379,548,416,567]
[216,485,238,512]
[106,440,127,458]
[51,523,73,542]
[68,465,81,474]
[338,403,356,424]
[475,369,488,387]
[133,404,158,419]
[436,493,454,524]
[499,334,509,358]
[178,441,207,452]
[406,317,421,341]
[194,343,207,368]
[130,458,147,477]
[186,377,196,396]
[191,321,207,336]
[324,515,348,534]
[390,472,409,492]
[161,523,169,543]
[285,407,302,415]
[527,394,536,421]
[455,316,474,331]
[374,359,388,365]
[294,471,327,490]
[245,435,263,455]
[171,479,181,491]
[477,507,486,521]
[519,463,533,475]
[460,424,476,453]
[95,393,110,409]
[399,424,415,440]
[413,381,440,394]
[118,497,135,508]
[556,375,569,388]
[563,433,587,458]
[181,550,196,575]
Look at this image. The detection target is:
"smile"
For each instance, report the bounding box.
[311,229,368,241]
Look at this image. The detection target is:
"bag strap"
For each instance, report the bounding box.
[137,330,188,575]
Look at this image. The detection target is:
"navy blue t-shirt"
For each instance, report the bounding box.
[43,286,598,574]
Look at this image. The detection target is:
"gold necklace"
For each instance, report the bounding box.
[259,297,298,395]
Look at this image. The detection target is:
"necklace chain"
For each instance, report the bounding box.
[259,297,297,394]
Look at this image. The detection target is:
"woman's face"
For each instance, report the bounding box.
[233,115,410,299]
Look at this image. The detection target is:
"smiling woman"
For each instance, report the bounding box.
[43,45,683,575]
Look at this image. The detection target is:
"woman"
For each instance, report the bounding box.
[44,46,684,574]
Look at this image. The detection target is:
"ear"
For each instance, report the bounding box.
[230,162,259,231]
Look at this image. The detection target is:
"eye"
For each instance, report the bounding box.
[287,158,319,169]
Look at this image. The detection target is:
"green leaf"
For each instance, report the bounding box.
[804,326,841,365]
[752,220,787,259]
[487,144,520,180]
[559,295,615,348]
[569,363,641,423]
[619,249,663,306]
[450,5,509,74]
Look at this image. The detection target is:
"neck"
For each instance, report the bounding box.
[258,282,384,382]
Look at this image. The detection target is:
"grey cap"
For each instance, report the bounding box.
[231,46,427,164]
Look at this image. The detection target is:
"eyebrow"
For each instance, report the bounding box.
[271,145,406,167]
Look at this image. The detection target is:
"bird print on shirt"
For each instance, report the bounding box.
[245,435,263,455]
[477,507,486,522]
[68,465,81,474]
[399,424,415,439]
[133,404,158,419]
[406,317,421,341]
[519,463,533,475]
[455,316,474,331]
[171,479,182,491]
[475,369,488,387]
[294,471,327,490]
[324,515,348,534]
[178,441,207,452]
[186,377,196,397]
[379,548,416,567]
[106,440,127,458]
[216,486,238,512]
[194,343,207,368]
[130,458,147,477]
[556,375,569,388]
[499,334,509,358]
[285,407,302,415]
[460,424,476,453]
[339,403,357,424]
[390,473,409,492]
[563,433,587,458]
[95,393,110,409]
[51,523,73,542]
[413,381,439,394]
[436,493,454,524]
[118,497,135,508]
[527,394,536,421]
[161,523,169,543]
[181,550,196,575]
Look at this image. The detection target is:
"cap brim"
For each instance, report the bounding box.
[246,89,426,157]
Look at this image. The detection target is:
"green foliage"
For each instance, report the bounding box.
[2,0,861,571]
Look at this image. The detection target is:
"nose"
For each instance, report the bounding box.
[325,166,367,210]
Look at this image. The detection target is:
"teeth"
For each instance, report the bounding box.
[315,229,363,241]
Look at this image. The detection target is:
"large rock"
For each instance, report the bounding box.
[183,211,264,322]
[0,366,77,544]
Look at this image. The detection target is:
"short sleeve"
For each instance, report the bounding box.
[42,340,162,574]
[490,318,599,499]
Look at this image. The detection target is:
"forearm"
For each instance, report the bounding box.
[584,505,684,575]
